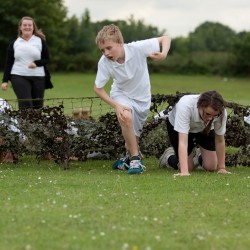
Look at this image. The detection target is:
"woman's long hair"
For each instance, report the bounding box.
[197,90,226,135]
[18,16,46,40]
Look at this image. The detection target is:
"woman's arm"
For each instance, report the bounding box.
[1,41,15,90]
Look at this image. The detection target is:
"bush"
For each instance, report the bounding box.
[1,94,249,167]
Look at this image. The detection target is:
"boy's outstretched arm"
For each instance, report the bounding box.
[149,35,171,61]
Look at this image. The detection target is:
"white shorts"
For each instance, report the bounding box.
[111,94,151,137]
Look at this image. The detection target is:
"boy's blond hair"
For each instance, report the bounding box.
[95,24,124,45]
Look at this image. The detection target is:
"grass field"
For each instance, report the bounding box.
[0,157,250,250]
[0,73,250,249]
[1,73,250,114]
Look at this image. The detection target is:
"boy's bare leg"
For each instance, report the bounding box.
[121,126,138,156]
[118,110,139,157]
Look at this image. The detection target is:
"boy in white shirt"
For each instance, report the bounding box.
[94,24,171,174]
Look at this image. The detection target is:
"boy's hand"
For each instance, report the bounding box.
[115,104,130,122]
[149,52,167,62]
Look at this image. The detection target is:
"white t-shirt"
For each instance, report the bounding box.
[11,35,45,77]
[95,38,160,102]
[168,95,227,135]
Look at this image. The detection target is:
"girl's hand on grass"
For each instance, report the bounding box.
[173,172,190,177]
[217,169,231,174]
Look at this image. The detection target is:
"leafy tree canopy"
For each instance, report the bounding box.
[188,21,236,52]
[0,3,249,75]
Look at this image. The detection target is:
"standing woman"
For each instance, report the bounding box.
[1,16,53,109]
[159,90,231,176]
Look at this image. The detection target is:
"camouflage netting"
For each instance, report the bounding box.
[0,93,249,168]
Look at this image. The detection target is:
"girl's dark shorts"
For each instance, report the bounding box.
[166,119,215,158]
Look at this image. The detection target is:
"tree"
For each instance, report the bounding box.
[0,0,68,70]
[79,9,96,53]
[119,15,164,43]
[170,37,189,55]
[188,21,236,52]
[231,32,250,75]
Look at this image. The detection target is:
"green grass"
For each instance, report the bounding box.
[150,74,250,105]
[1,73,250,106]
[2,73,249,117]
[0,157,249,250]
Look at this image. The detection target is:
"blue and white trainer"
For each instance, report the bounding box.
[112,154,130,170]
[128,156,145,174]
